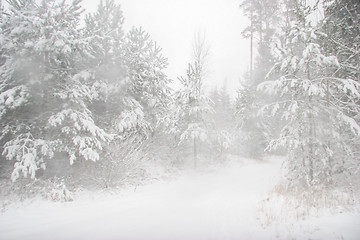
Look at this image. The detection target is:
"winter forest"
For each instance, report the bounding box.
[0,0,360,239]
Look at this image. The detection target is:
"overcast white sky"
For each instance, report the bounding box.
[80,0,325,96]
[82,0,250,96]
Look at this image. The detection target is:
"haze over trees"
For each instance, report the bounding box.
[0,0,359,222]
[239,0,360,190]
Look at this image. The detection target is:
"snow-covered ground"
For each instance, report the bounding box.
[0,156,359,240]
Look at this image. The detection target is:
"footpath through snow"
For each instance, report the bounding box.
[0,156,359,240]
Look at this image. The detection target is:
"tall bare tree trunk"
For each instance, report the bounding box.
[307,62,314,183]
[250,2,254,82]
[194,138,197,168]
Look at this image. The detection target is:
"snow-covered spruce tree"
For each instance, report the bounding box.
[123,27,172,132]
[89,25,172,143]
[209,83,233,130]
[234,81,272,158]
[321,0,360,83]
[208,84,233,160]
[321,0,360,158]
[236,0,279,158]
[82,1,173,186]
[320,0,360,168]
[258,1,360,187]
[240,0,279,86]
[0,0,111,182]
[114,27,173,171]
[172,33,214,168]
[122,27,174,173]
[0,1,35,180]
[84,0,126,118]
[81,0,133,187]
[81,1,147,187]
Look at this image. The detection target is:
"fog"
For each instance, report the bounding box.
[0,0,359,239]
[82,0,249,95]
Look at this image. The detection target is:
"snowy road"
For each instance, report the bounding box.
[1,156,359,240]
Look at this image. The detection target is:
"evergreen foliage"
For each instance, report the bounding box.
[0,0,358,199]
[0,0,172,186]
[258,0,360,187]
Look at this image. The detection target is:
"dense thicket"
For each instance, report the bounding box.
[0,0,235,193]
[239,0,360,188]
[235,0,280,158]
[1,0,359,198]
[0,0,174,190]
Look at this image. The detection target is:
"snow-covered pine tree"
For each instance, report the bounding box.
[208,84,233,160]
[123,27,172,134]
[0,0,111,181]
[83,0,129,139]
[36,0,112,166]
[258,0,360,187]
[84,0,126,121]
[174,65,214,167]
[82,1,173,185]
[321,0,360,83]
[240,0,279,85]
[173,33,214,168]
[81,1,149,186]
[234,81,271,158]
[118,27,174,174]
[236,0,279,158]
[209,83,233,130]
[89,25,172,142]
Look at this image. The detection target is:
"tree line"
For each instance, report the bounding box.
[239,0,360,188]
[0,0,359,195]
